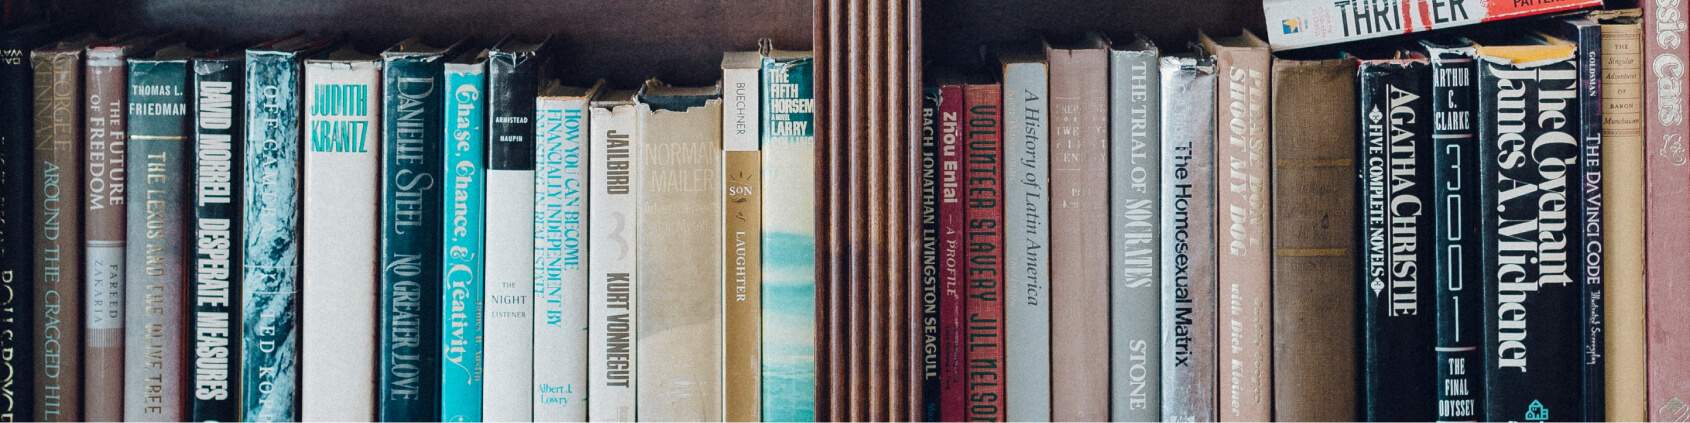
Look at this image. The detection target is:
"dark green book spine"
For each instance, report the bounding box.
[124,57,191,421]
[0,27,42,421]
[379,54,446,422]
[1424,42,1483,422]
[241,49,304,421]
[190,56,241,423]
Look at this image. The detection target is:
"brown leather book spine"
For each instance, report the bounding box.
[1046,37,1111,421]
[31,45,85,423]
[1597,12,1648,422]
[1645,0,1690,417]
[81,44,126,423]
[1267,57,1359,422]
[1201,32,1273,422]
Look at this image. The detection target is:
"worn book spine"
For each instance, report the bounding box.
[916,86,941,423]
[534,95,589,421]
[962,82,1004,422]
[1260,0,1603,50]
[123,57,191,422]
[0,31,37,421]
[481,48,536,422]
[1477,50,1583,422]
[762,51,819,423]
[1357,58,1436,422]
[1599,15,1647,423]
[190,57,241,423]
[437,60,484,423]
[721,53,761,423]
[83,46,128,421]
[379,52,446,422]
[1048,43,1110,422]
[1109,44,1160,422]
[1268,57,1358,422]
[301,58,382,422]
[1645,0,1690,415]
[1159,54,1218,422]
[1562,19,1606,422]
[1425,44,1483,422]
[242,48,306,422]
[634,98,723,421]
[1003,58,1050,421]
[587,99,637,422]
[1207,37,1272,423]
[30,47,84,422]
[935,82,966,423]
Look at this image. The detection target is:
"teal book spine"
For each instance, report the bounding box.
[242,48,305,422]
[379,52,446,422]
[123,57,192,421]
[439,61,486,422]
[759,53,815,422]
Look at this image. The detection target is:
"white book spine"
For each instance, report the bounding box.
[1002,60,1052,421]
[483,113,536,422]
[300,59,382,421]
[534,96,590,420]
[587,101,639,421]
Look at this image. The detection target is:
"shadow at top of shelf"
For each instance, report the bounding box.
[923,0,1268,62]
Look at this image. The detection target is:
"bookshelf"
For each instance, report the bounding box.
[924,0,1268,66]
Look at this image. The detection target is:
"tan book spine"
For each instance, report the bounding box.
[82,45,127,422]
[31,44,86,423]
[721,52,761,422]
[1599,13,1648,422]
[1268,57,1359,422]
[1047,36,1111,421]
[1201,32,1273,422]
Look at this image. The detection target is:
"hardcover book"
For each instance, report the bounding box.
[0,24,54,421]
[915,85,940,423]
[1000,45,1050,422]
[760,48,816,423]
[1474,40,1583,422]
[30,37,92,422]
[1107,35,1159,423]
[1545,19,1605,421]
[438,48,486,423]
[963,81,1004,422]
[634,80,723,421]
[1357,52,1436,422]
[301,45,381,421]
[1046,34,1111,421]
[482,36,541,422]
[534,78,597,421]
[587,90,639,422]
[721,49,761,423]
[190,54,243,423]
[1422,38,1483,423]
[242,35,332,422]
[123,44,194,422]
[934,80,966,423]
[1594,10,1646,422]
[1199,31,1272,422]
[1268,56,1358,422]
[1644,0,1690,415]
[1159,52,1218,423]
[1260,0,1602,50]
[379,37,457,422]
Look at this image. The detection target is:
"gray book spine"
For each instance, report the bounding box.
[1110,43,1161,422]
[1158,54,1217,423]
[1002,59,1051,422]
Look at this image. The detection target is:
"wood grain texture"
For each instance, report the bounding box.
[903,0,925,420]
[885,0,908,418]
[846,0,868,419]
[865,0,887,418]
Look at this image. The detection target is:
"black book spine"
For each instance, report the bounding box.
[487,48,539,171]
[1477,53,1584,422]
[1567,21,1606,422]
[1427,46,1483,422]
[918,85,940,422]
[379,54,446,422]
[1357,58,1436,421]
[0,29,37,422]
[190,56,241,423]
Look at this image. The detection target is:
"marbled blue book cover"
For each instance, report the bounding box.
[241,48,305,422]
[440,60,486,422]
[759,52,815,422]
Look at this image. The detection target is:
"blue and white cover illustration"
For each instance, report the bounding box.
[759,50,815,422]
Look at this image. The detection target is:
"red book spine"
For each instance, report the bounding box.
[937,83,968,422]
[963,83,1004,421]
[1645,0,1690,417]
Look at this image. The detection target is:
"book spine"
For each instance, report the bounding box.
[379,54,446,422]
[1048,47,1111,422]
[722,59,761,423]
[1646,0,1690,415]
[1600,17,1647,423]
[534,96,588,420]
[1109,47,1160,422]
[190,57,241,423]
[482,50,536,422]
[761,54,818,423]
[916,86,941,423]
[1427,48,1482,422]
[1212,44,1272,423]
[634,100,724,421]
[83,48,127,422]
[1159,56,1218,422]
[1477,54,1584,422]
[0,35,32,423]
[962,82,1004,422]
[30,49,83,422]
[1568,21,1605,422]
[123,58,191,421]
[241,49,305,422]
[935,82,967,423]
[1003,60,1050,421]
[438,62,485,423]
[301,59,382,422]
[1260,0,1603,50]
[587,102,637,422]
